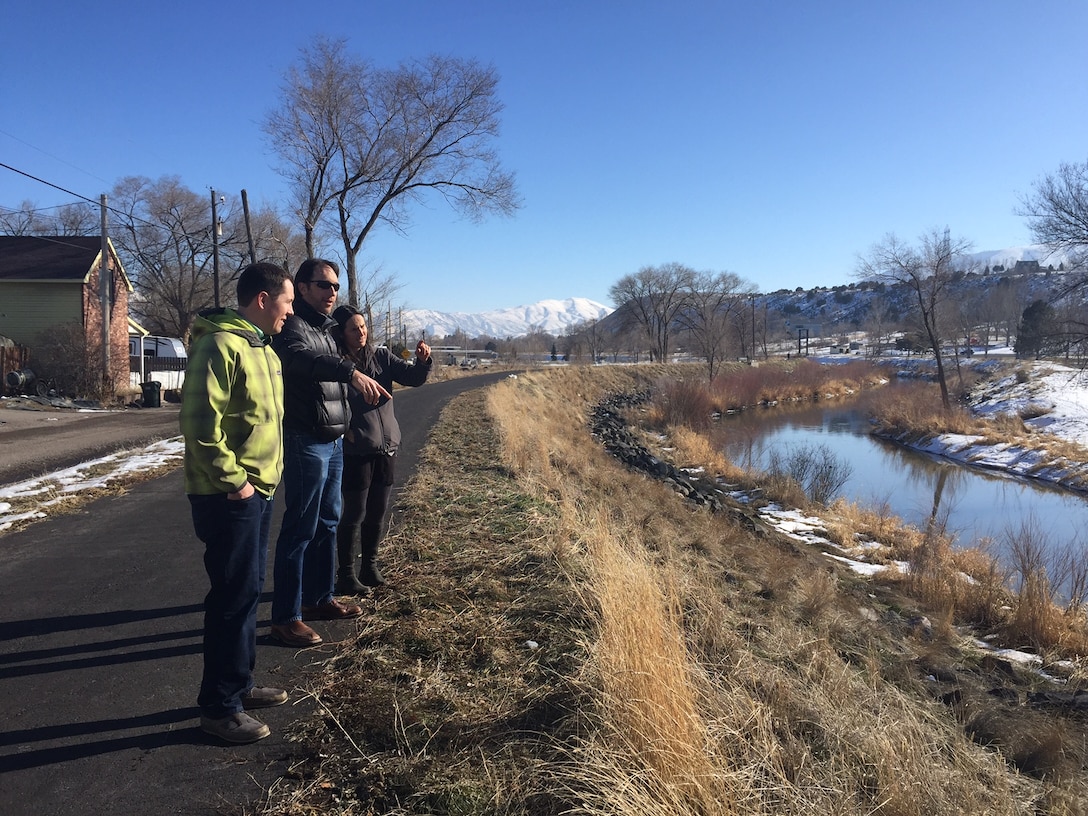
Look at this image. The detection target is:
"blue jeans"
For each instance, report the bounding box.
[272,432,343,625]
[190,491,274,719]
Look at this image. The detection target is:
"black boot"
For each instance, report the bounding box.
[359,528,386,587]
[336,566,369,596]
[335,522,369,595]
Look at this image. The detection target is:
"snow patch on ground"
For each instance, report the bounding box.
[0,438,184,531]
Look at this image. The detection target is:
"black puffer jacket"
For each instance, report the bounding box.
[272,299,355,442]
[345,345,432,456]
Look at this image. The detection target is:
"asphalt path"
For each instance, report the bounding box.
[0,370,515,816]
[0,400,185,486]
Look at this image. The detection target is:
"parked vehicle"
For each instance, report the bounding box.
[130,336,187,359]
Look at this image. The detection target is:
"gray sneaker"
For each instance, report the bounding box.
[241,687,288,709]
[200,711,271,744]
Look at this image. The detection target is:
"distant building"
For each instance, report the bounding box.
[1012,260,1041,275]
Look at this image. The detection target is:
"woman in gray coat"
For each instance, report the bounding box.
[331,305,432,594]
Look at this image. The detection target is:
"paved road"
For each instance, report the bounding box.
[0,370,514,816]
[0,400,184,486]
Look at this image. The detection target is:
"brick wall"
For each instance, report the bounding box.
[82,255,132,394]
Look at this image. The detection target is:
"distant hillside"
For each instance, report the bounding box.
[403,297,611,339]
[399,246,1078,342]
[756,258,1080,339]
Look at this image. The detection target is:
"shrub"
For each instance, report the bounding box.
[657,378,717,429]
[29,322,114,401]
[765,442,852,506]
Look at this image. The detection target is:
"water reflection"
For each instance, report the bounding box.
[715,401,1088,570]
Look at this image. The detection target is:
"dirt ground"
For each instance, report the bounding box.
[0,397,183,485]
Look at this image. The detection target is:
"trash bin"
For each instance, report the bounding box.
[140,380,162,408]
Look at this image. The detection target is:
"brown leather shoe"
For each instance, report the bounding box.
[301,599,363,621]
[269,620,323,647]
[241,687,288,709]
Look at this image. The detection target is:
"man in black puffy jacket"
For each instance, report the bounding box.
[268,259,390,648]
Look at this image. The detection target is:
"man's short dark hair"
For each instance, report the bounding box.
[295,258,340,284]
[237,262,291,307]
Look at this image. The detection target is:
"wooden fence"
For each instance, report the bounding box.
[128,355,187,390]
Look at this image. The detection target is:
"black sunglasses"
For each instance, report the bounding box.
[306,280,340,292]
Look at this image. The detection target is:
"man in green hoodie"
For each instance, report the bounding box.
[180,262,294,744]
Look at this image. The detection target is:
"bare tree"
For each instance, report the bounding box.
[858,228,975,409]
[55,202,98,235]
[860,293,897,358]
[109,176,301,338]
[973,279,1023,352]
[0,201,38,234]
[1020,160,1088,260]
[568,317,608,364]
[247,206,309,275]
[0,200,97,235]
[560,321,585,362]
[263,39,363,257]
[265,39,520,307]
[609,263,695,362]
[677,269,752,380]
[352,258,402,318]
[107,176,214,337]
[520,322,553,363]
[1020,160,1088,351]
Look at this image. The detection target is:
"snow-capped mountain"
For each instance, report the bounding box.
[403,297,612,339]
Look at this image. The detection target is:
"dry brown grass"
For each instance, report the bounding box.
[263,364,1088,816]
[868,382,1088,481]
[653,359,889,429]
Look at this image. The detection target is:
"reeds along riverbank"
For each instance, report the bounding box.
[648,358,890,429]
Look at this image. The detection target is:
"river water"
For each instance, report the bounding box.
[716,399,1088,567]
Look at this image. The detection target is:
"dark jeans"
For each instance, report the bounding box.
[190,491,274,719]
[272,432,343,624]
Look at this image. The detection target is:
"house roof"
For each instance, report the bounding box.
[0,235,132,290]
[128,315,150,337]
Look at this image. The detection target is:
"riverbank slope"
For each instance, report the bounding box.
[261,364,1087,815]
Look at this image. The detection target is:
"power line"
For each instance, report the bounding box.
[0,161,101,207]
[0,160,218,251]
[0,201,93,215]
[0,128,111,186]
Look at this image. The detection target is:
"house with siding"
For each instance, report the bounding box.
[0,235,133,393]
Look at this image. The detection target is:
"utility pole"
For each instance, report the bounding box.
[241,188,256,264]
[211,189,221,308]
[750,294,756,361]
[100,194,111,388]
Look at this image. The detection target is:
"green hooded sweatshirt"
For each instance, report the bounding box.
[180,308,285,497]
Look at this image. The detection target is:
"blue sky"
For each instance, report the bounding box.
[2,1,1086,313]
